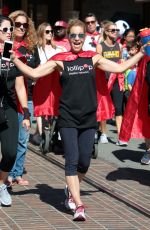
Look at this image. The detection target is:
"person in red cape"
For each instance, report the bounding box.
[0,15,30,207]
[7,10,40,187]
[83,12,101,51]
[119,55,150,165]
[12,19,145,221]
[96,21,123,144]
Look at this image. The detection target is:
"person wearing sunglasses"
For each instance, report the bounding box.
[31,22,65,146]
[7,10,40,187]
[83,12,102,51]
[11,19,145,221]
[0,15,30,207]
[96,21,124,145]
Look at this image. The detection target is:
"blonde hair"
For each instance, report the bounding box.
[67,19,86,35]
[37,22,56,49]
[9,10,37,52]
[103,21,116,40]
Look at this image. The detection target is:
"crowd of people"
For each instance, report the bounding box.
[0,10,149,222]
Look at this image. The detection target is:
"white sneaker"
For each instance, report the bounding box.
[73,204,86,221]
[116,140,128,146]
[0,184,12,206]
[99,134,108,144]
[141,152,150,165]
[64,185,76,211]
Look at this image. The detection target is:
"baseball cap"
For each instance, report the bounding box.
[54,20,68,28]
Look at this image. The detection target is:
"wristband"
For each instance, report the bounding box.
[23,108,31,120]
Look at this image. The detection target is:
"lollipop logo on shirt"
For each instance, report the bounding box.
[67,63,93,75]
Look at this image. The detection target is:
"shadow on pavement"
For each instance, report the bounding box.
[106,167,150,186]
[112,149,144,163]
[10,184,71,214]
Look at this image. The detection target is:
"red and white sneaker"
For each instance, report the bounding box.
[73,204,86,221]
[64,185,76,211]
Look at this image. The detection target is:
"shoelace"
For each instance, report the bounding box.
[75,204,85,213]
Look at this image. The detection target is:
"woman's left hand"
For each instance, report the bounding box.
[22,119,30,130]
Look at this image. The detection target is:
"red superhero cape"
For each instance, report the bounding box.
[119,55,150,142]
[33,51,114,121]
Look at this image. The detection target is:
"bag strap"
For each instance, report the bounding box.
[0,57,1,76]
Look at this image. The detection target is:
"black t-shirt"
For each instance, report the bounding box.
[101,41,121,80]
[0,58,22,109]
[58,57,97,129]
[17,46,40,101]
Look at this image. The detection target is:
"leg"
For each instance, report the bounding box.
[145,138,150,150]
[111,80,124,136]
[36,116,43,135]
[0,108,18,205]
[77,128,95,179]
[115,115,123,135]
[60,128,82,205]
[31,116,42,145]
[99,120,108,143]
[9,101,33,182]
[100,120,107,134]
[141,138,150,165]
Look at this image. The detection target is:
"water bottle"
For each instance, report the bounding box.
[122,47,128,60]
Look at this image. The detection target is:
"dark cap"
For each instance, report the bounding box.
[54,20,68,28]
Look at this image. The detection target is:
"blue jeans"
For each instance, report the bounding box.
[9,101,33,179]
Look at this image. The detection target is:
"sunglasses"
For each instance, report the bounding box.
[69,33,85,39]
[0,27,13,33]
[85,20,96,25]
[45,29,53,34]
[15,22,29,29]
[107,29,120,33]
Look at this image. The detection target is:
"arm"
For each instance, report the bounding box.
[94,51,144,73]
[96,43,102,54]
[12,56,60,79]
[128,84,132,91]
[15,76,28,109]
[15,76,30,130]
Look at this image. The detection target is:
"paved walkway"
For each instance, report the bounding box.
[0,143,150,229]
[0,121,150,229]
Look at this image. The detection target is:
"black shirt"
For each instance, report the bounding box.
[58,57,97,129]
[17,46,40,101]
[0,58,22,110]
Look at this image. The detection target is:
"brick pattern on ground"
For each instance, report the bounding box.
[0,146,149,230]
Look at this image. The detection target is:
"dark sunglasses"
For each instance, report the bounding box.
[107,29,120,33]
[15,22,29,29]
[45,29,53,34]
[69,33,85,39]
[0,27,13,33]
[85,20,96,25]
